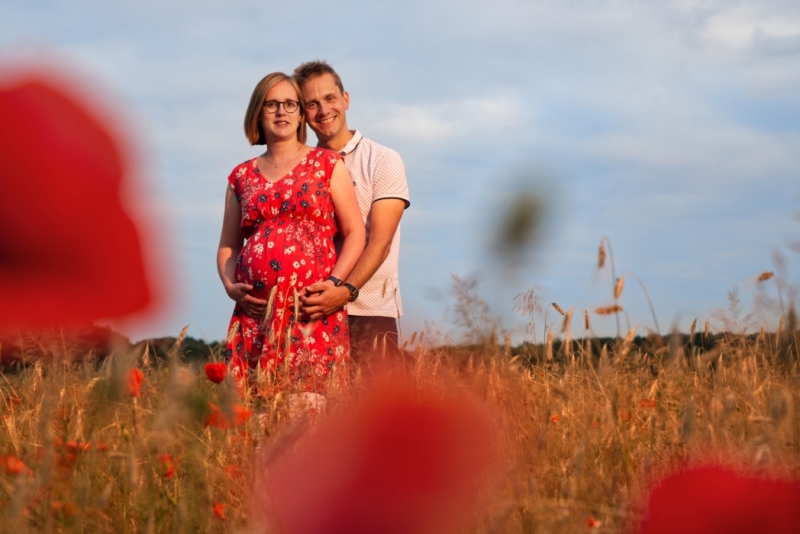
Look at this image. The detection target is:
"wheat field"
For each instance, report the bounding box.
[1,307,798,533]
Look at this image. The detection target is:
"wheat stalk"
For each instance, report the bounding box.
[595,305,623,316]
[614,277,625,299]
[598,240,606,269]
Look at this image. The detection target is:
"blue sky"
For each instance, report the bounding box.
[2,0,799,343]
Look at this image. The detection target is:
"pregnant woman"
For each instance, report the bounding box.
[217,72,365,393]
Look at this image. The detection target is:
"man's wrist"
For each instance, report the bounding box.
[334,285,351,306]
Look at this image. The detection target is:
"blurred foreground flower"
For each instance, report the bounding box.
[213,501,226,520]
[206,402,251,429]
[126,368,144,397]
[638,465,800,534]
[225,464,244,479]
[205,362,227,384]
[259,379,495,534]
[51,501,79,519]
[0,71,153,329]
[1,454,32,477]
[160,453,175,479]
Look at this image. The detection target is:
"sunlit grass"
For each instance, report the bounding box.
[1,318,798,532]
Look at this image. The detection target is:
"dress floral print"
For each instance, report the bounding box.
[225,148,348,392]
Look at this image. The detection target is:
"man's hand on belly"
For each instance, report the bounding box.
[300,280,351,320]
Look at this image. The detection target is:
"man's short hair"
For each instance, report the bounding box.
[293,60,344,93]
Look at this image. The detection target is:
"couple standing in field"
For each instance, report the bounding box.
[217,61,410,392]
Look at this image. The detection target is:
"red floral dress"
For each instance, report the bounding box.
[224,148,349,392]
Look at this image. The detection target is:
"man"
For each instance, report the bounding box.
[294,60,409,363]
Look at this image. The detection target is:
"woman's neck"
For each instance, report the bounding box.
[265,138,303,159]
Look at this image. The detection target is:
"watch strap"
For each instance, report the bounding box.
[327,276,343,287]
[343,282,359,302]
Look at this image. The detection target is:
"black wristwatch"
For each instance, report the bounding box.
[343,282,359,302]
[327,276,359,302]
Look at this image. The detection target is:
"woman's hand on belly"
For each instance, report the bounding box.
[226,282,268,318]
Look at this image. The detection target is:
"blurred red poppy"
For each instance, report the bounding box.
[51,501,79,518]
[65,441,91,455]
[161,453,175,479]
[640,399,657,409]
[0,73,151,329]
[206,402,251,429]
[214,501,226,520]
[1,454,33,477]
[550,414,561,423]
[126,368,144,397]
[225,464,244,479]
[260,379,495,534]
[638,465,800,534]
[5,394,22,408]
[205,362,227,384]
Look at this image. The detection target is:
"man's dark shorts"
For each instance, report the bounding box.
[347,315,400,364]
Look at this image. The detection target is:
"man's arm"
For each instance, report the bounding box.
[300,198,406,320]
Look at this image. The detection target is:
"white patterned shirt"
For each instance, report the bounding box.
[338,130,410,317]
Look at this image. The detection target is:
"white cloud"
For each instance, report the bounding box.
[703,5,800,48]
[364,95,524,143]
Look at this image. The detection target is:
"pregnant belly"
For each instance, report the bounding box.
[236,233,335,299]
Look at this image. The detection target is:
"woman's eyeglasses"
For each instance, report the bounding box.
[263,100,299,113]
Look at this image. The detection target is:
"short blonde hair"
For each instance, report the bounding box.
[243,72,307,145]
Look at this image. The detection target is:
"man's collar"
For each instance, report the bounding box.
[338,130,363,156]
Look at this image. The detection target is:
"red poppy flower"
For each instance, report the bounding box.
[225,464,244,479]
[205,402,252,429]
[51,501,79,518]
[260,379,495,534]
[213,501,226,520]
[65,441,91,455]
[160,454,175,479]
[205,362,227,384]
[126,368,144,397]
[640,398,657,409]
[95,439,108,453]
[638,465,800,534]
[550,414,561,423]
[1,454,33,477]
[584,516,599,529]
[56,452,77,472]
[0,72,152,329]
[5,394,22,408]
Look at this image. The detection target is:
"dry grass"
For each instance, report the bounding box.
[0,322,798,533]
